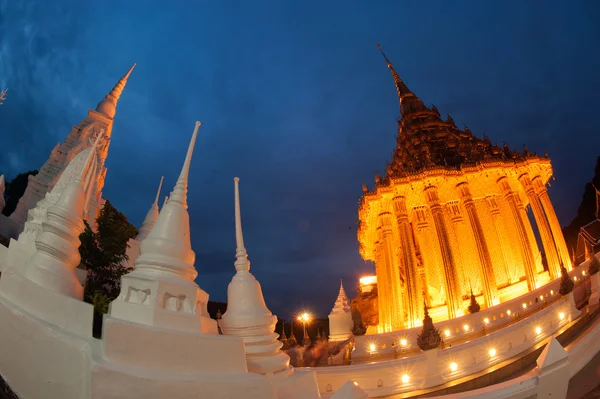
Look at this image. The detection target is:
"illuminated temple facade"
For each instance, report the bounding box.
[357,47,572,332]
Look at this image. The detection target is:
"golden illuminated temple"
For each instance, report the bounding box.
[357,46,572,332]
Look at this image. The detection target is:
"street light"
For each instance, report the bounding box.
[297,312,312,346]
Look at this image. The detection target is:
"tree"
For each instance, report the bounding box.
[79,200,138,307]
[2,170,39,216]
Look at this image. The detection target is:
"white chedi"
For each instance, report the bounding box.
[19,129,105,246]
[137,176,164,241]
[328,280,354,342]
[20,133,104,298]
[108,121,217,334]
[221,177,292,383]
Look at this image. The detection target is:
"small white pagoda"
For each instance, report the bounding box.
[328,280,353,342]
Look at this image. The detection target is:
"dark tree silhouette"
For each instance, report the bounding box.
[563,156,600,251]
[1,170,38,216]
[79,200,138,311]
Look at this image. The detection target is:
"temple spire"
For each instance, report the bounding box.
[376,43,425,117]
[96,63,136,119]
[234,177,250,272]
[137,176,164,241]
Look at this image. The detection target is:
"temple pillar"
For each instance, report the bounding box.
[392,196,423,327]
[519,174,561,279]
[378,212,404,331]
[485,195,515,285]
[373,239,391,332]
[497,177,537,290]
[424,186,461,319]
[456,182,499,307]
[532,177,572,270]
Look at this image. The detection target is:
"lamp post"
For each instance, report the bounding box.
[298,312,311,346]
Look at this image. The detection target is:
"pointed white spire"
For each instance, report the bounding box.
[221,177,292,382]
[132,121,201,281]
[137,176,164,241]
[331,279,351,314]
[234,177,250,273]
[109,121,217,334]
[96,64,136,119]
[21,132,103,298]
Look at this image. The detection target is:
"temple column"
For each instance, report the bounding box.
[497,177,537,290]
[532,177,572,270]
[486,195,515,284]
[373,238,391,332]
[456,182,499,307]
[393,196,423,327]
[424,186,461,319]
[378,212,404,331]
[519,174,561,279]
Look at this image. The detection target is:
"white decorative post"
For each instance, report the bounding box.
[20,132,103,298]
[137,176,164,241]
[328,280,354,342]
[108,121,217,334]
[221,177,292,383]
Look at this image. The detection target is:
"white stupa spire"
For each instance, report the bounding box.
[21,131,103,298]
[233,177,250,273]
[328,278,354,342]
[133,121,200,280]
[331,280,351,314]
[109,121,217,334]
[137,176,164,241]
[0,174,5,214]
[96,64,135,119]
[221,177,292,383]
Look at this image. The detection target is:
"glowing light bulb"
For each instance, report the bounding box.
[535,327,542,335]
[489,348,497,357]
[550,290,554,295]
[559,312,565,320]
[450,362,458,372]
[522,303,527,309]
[463,324,469,332]
[369,343,376,352]
[582,271,586,276]
[444,329,450,337]
[507,309,511,315]
[400,339,407,347]
[574,276,578,281]
[353,381,359,386]
[539,295,544,301]
[401,374,410,384]
[483,318,490,324]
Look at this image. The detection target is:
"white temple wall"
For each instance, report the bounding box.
[0,294,94,399]
[352,260,589,362]
[311,290,584,397]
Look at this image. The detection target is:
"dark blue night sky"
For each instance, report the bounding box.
[0,0,599,318]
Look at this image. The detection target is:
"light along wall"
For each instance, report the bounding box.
[353,260,588,363]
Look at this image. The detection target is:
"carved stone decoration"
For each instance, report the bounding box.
[21,133,104,299]
[416,302,442,351]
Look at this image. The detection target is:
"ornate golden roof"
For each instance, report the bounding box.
[374,45,542,184]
